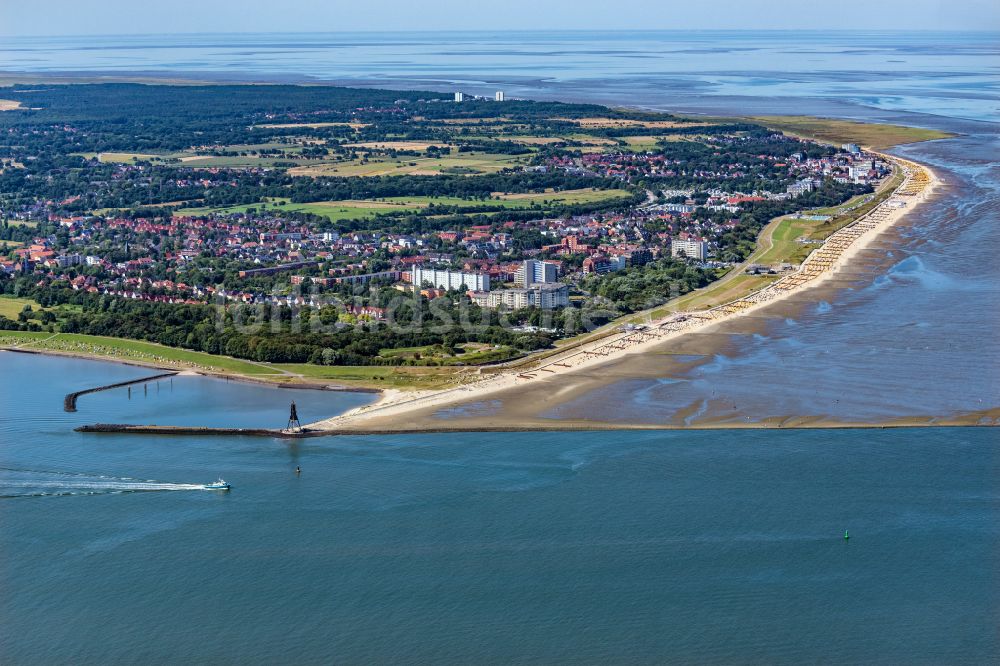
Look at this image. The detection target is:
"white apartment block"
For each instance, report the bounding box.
[411,265,489,291]
[470,283,568,309]
[514,259,558,286]
[671,238,708,261]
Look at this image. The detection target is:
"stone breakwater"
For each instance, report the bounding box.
[74,424,325,438]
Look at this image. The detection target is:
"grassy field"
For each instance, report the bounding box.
[177,188,634,220]
[0,296,42,319]
[176,198,427,221]
[754,217,824,265]
[345,140,449,150]
[621,136,666,151]
[288,152,529,177]
[750,116,954,149]
[378,342,519,366]
[76,142,320,168]
[77,151,167,163]
[559,117,714,129]
[271,363,462,390]
[804,192,873,217]
[650,274,781,317]
[256,122,368,129]
[489,188,633,206]
[174,155,314,168]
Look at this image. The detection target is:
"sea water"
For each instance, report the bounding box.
[1,30,998,123]
[2,29,999,663]
[1,352,997,664]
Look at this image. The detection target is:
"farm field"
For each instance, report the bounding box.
[255,121,368,129]
[557,117,715,129]
[176,188,634,220]
[77,140,321,168]
[288,152,529,177]
[344,140,450,150]
[177,198,427,221]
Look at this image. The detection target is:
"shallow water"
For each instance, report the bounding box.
[3,31,998,122]
[1,353,998,664]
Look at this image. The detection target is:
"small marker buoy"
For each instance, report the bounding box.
[844,530,850,540]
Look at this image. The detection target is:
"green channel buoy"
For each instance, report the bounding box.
[844,530,850,540]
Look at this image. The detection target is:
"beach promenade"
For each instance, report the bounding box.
[309,154,940,432]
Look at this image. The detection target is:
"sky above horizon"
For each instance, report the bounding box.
[1,0,998,36]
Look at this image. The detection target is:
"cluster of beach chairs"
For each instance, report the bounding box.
[895,164,930,197]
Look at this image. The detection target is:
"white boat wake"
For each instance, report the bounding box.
[0,468,219,498]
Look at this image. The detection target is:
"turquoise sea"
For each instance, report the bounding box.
[1,352,997,664]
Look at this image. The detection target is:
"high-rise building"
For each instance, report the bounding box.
[495,91,505,102]
[515,259,557,287]
[470,283,568,309]
[454,92,465,103]
[671,238,708,261]
[411,265,489,291]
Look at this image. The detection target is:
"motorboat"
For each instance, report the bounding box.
[204,479,231,491]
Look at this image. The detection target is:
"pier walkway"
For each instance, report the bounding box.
[64,372,178,412]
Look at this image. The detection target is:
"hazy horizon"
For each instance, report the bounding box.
[2,0,998,36]
[5,28,1000,37]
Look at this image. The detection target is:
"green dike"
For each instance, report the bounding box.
[0,331,277,375]
[0,330,465,390]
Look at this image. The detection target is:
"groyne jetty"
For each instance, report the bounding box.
[64,372,178,412]
[74,423,323,438]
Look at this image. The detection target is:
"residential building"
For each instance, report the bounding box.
[514,259,558,286]
[411,265,490,291]
[671,238,708,261]
[470,282,569,309]
[582,254,627,274]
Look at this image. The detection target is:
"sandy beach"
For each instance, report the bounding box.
[309,153,971,433]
